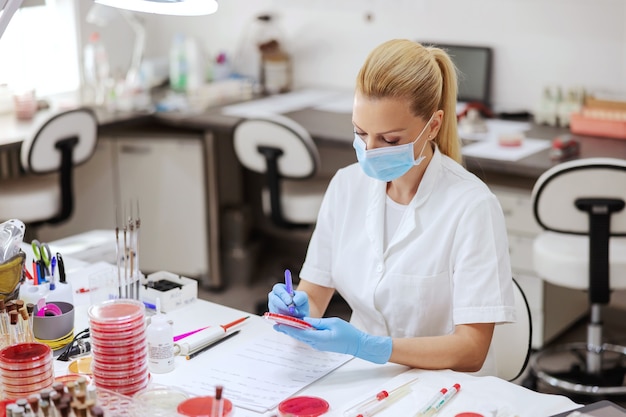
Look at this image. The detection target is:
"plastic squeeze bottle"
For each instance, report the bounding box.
[146,299,175,373]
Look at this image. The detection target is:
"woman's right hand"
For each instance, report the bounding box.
[268,283,310,318]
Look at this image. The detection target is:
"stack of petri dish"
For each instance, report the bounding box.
[0,342,54,399]
[89,299,149,396]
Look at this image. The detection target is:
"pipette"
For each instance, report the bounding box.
[174,316,250,356]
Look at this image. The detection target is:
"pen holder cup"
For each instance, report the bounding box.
[177,396,233,417]
[0,251,25,303]
[33,301,75,346]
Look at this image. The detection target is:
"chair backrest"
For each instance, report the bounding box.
[20,107,98,225]
[21,107,98,175]
[532,158,626,236]
[492,278,532,382]
[232,114,320,179]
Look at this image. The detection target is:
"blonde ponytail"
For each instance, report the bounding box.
[356,39,462,164]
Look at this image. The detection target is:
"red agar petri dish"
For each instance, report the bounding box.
[92,356,147,373]
[177,396,233,417]
[278,396,330,417]
[90,331,146,347]
[0,343,52,364]
[90,347,147,364]
[90,320,146,337]
[263,312,315,330]
[3,367,53,387]
[88,299,144,324]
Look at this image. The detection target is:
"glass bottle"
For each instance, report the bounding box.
[255,14,291,95]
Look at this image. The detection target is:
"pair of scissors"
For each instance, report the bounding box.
[31,239,52,273]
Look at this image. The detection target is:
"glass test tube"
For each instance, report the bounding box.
[343,376,418,417]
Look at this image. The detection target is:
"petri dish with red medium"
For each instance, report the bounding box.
[89,299,145,325]
[0,342,52,368]
[278,396,330,417]
[263,312,315,330]
[0,342,54,399]
[177,396,233,417]
[89,299,149,396]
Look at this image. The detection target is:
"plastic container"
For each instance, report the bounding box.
[255,14,291,95]
[232,13,290,94]
[169,34,203,93]
[83,31,110,105]
[146,312,175,374]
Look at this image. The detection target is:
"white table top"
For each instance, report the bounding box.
[40,255,580,417]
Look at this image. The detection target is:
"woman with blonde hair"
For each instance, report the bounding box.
[268,39,514,375]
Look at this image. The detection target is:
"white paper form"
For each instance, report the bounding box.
[220,89,347,118]
[461,137,551,162]
[171,331,353,413]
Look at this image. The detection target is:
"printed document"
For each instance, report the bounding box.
[169,331,352,413]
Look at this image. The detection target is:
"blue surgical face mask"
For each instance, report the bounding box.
[353,115,434,182]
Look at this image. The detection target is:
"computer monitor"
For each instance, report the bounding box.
[421,42,493,108]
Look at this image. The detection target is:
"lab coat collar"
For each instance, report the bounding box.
[386,145,443,251]
[365,175,387,256]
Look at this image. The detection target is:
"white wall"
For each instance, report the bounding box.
[78,0,626,113]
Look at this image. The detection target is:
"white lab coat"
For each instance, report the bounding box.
[300,145,515,375]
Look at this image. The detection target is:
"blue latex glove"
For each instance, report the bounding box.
[274,317,392,364]
[268,283,310,318]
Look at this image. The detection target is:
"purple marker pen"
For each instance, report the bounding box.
[284,269,296,316]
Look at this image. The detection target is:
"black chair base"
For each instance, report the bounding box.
[530,342,626,396]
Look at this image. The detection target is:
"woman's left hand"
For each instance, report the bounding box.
[273,317,392,364]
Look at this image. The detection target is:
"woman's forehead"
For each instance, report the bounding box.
[353,93,418,132]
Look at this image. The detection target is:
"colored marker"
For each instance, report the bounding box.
[284,269,295,315]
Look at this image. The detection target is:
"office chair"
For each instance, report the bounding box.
[0,108,98,238]
[232,114,329,229]
[528,157,626,396]
[492,278,532,382]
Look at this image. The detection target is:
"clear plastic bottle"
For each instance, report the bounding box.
[169,33,188,92]
[169,33,203,93]
[146,309,175,374]
[83,32,110,105]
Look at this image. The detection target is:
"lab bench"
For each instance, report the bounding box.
[2,103,626,348]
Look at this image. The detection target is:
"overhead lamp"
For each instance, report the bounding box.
[0,0,24,39]
[94,0,218,16]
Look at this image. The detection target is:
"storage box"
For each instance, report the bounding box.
[570,110,626,140]
[140,271,198,313]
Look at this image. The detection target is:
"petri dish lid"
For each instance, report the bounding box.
[133,386,190,417]
[88,299,145,324]
[0,343,52,364]
[278,396,330,417]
